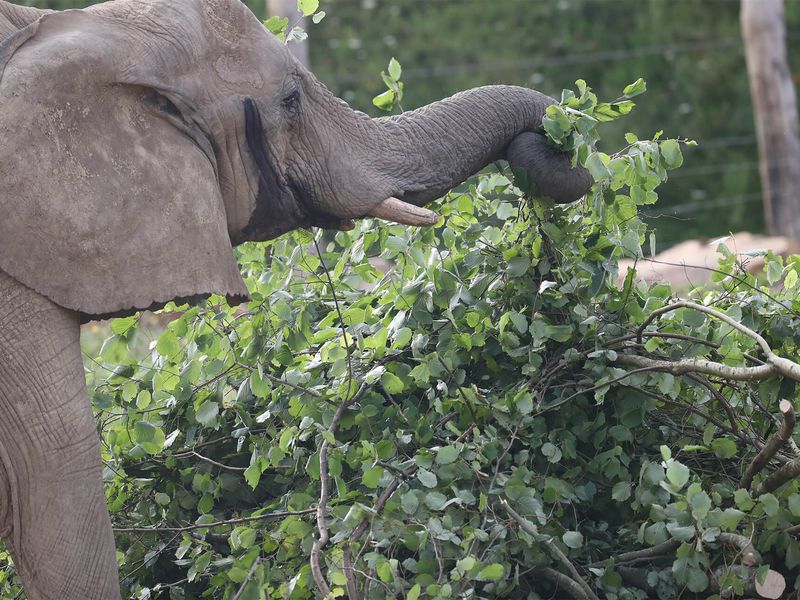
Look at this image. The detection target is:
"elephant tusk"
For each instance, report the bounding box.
[367,197,439,226]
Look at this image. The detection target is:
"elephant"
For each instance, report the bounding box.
[0,0,592,597]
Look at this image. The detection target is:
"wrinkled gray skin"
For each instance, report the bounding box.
[0,0,591,597]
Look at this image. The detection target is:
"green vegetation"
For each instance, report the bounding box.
[5,74,800,598]
[4,2,800,598]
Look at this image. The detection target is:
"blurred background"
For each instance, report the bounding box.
[25,0,800,251]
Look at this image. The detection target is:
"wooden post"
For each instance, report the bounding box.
[266,0,310,68]
[741,0,800,240]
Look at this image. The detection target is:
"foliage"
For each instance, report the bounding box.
[372,58,404,112]
[5,75,800,600]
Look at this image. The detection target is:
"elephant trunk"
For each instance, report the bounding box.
[369,85,592,213]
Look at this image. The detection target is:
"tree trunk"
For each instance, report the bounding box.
[741,0,800,240]
[266,0,309,68]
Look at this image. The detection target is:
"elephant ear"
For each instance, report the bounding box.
[0,8,249,319]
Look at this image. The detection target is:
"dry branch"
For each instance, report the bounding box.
[615,354,777,381]
[634,301,800,381]
[113,509,315,533]
[741,399,795,490]
[718,532,761,567]
[755,452,800,496]
[535,567,592,600]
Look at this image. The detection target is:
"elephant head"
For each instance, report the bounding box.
[0,0,590,320]
[0,0,591,597]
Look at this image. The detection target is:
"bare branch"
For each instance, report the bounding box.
[231,557,261,600]
[718,532,761,567]
[615,354,777,381]
[636,301,772,355]
[589,539,680,567]
[741,399,795,490]
[534,567,591,600]
[113,509,315,533]
[635,301,800,381]
[755,452,800,495]
[189,450,247,472]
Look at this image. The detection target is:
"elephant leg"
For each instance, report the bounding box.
[0,270,121,600]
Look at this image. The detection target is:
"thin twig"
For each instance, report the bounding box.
[189,450,247,472]
[534,366,681,416]
[686,375,740,435]
[231,557,261,600]
[718,532,761,567]
[113,509,314,533]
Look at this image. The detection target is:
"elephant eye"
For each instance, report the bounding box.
[282,89,301,116]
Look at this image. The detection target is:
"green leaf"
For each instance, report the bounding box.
[659,139,683,169]
[372,89,395,111]
[476,563,504,581]
[785,268,798,290]
[244,463,261,490]
[585,152,612,182]
[417,468,438,488]
[407,584,421,600]
[622,78,647,98]
[612,482,632,502]
[436,445,460,465]
[263,16,289,40]
[710,438,737,459]
[362,466,384,489]
[195,400,219,428]
[388,57,402,81]
[297,0,319,17]
[424,492,448,511]
[507,256,531,278]
[666,461,690,489]
[788,494,800,517]
[401,491,419,515]
[376,560,393,583]
[759,493,779,516]
[381,371,404,394]
[156,330,180,357]
[685,567,709,593]
[562,531,584,548]
[689,490,711,520]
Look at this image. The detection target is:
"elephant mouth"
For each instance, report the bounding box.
[286,172,439,231]
[284,173,352,231]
